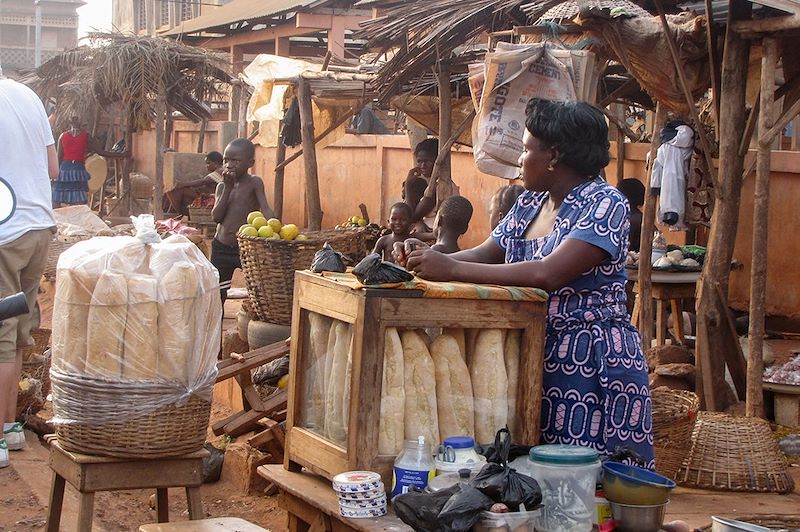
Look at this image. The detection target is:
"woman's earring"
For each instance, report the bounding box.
[547,163,555,172]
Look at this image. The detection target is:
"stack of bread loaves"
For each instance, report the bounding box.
[50,215,222,457]
[298,311,522,454]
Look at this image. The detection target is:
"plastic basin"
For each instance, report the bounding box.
[602,462,676,505]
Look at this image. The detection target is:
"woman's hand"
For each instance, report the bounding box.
[392,238,428,266]
[406,248,456,281]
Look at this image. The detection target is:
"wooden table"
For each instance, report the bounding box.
[258,464,411,532]
[630,270,700,346]
[45,439,208,532]
[139,517,268,531]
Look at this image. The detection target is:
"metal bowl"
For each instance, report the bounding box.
[609,500,668,532]
[602,462,676,505]
[711,517,771,532]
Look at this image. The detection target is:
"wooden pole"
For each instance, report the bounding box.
[197,118,207,153]
[615,105,625,185]
[746,36,777,418]
[437,63,452,186]
[694,0,752,411]
[238,83,249,138]
[164,106,174,149]
[704,0,721,133]
[154,95,166,220]
[637,103,666,352]
[297,79,323,230]
[274,137,286,220]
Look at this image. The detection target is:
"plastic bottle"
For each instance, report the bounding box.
[391,436,436,497]
[427,468,475,492]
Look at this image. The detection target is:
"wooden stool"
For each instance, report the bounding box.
[631,280,697,346]
[139,517,268,531]
[45,438,208,532]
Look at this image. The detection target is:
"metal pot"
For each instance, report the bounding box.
[609,501,668,532]
[711,517,771,532]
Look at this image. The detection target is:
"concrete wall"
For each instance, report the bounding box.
[130,122,800,318]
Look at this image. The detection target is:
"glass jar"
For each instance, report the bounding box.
[391,436,436,497]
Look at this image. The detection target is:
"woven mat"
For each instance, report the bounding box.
[319,271,548,302]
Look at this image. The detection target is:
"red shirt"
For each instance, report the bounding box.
[60,130,89,162]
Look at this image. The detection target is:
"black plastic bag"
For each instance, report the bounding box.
[470,428,542,511]
[352,253,413,285]
[280,97,301,147]
[394,485,459,532]
[252,355,289,387]
[311,242,346,273]
[201,442,225,483]
[437,484,495,532]
[476,442,533,463]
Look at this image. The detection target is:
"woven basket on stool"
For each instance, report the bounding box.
[651,387,698,479]
[52,371,211,459]
[677,412,795,493]
[16,329,52,419]
[238,229,364,326]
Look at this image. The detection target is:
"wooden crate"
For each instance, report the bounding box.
[284,271,548,485]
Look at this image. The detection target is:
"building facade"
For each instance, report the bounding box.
[0,0,83,74]
[112,0,228,36]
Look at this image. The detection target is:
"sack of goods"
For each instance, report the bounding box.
[50,215,222,459]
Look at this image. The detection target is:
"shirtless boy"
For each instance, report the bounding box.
[372,202,413,263]
[211,138,273,302]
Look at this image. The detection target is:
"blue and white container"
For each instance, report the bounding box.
[391,436,436,497]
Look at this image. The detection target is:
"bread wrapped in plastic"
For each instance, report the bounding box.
[50,216,222,428]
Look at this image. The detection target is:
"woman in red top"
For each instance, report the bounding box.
[53,116,92,206]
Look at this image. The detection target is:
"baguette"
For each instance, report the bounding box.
[504,329,522,437]
[401,330,439,446]
[123,275,159,380]
[325,321,353,444]
[442,328,466,361]
[303,313,333,430]
[157,262,199,383]
[85,271,128,379]
[378,327,405,454]
[52,267,94,373]
[471,329,508,444]
[465,328,480,366]
[431,334,474,440]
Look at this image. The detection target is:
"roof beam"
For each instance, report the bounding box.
[295,12,370,30]
[732,12,800,34]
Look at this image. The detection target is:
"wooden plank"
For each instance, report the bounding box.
[185,487,205,520]
[717,283,748,400]
[221,409,268,438]
[732,13,800,34]
[79,459,203,492]
[236,371,267,412]
[77,492,95,532]
[746,36,777,418]
[216,342,290,380]
[156,488,169,523]
[297,79,323,230]
[378,298,541,329]
[44,473,66,532]
[286,427,348,480]
[518,315,546,446]
[350,296,381,481]
[212,411,244,436]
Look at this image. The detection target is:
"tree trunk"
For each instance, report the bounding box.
[197,118,207,153]
[694,0,752,411]
[297,79,323,230]
[746,36,777,418]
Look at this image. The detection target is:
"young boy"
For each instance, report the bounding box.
[163,151,224,215]
[211,139,273,302]
[431,195,473,254]
[372,202,413,263]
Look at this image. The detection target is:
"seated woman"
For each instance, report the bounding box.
[163,151,224,216]
[394,98,653,467]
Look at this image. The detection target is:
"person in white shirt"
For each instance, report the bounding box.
[0,66,58,467]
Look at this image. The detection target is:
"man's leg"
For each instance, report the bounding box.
[210,239,238,306]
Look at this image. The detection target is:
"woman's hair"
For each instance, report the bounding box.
[491,184,525,216]
[617,178,645,208]
[414,138,439,158]
[524,98,610,176]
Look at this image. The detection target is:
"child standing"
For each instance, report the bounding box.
[211,138,273,303]
[372,202,413,262]
[431,195,473,254]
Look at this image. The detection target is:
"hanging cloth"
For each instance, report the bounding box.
[651,124,694,229]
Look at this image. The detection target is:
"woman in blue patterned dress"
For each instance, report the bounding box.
[394,98,654,467]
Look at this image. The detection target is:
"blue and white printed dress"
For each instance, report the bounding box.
[491,177,654,468]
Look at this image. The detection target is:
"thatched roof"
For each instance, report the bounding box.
[29,33,231,130]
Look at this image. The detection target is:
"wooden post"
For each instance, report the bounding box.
[238,83,249,138]
[229,46,243,123]
[437,63,452,187]
[274,137,286,220]
[637,103,666,352]
[616,104,626,185]
[164,106,174,149]
[704,0,721,133]
[154,95,166,220]
[297,79,323,230]
[746,36,777,418]
[694,0,752,411]
[197,118,207,153]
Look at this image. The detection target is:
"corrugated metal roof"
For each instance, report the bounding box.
[161,0,321,36]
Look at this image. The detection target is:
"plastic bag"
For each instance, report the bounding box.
[394,485,459,532]
[352,253,414,285]
[470,428,542,511]
[311,242,346,273]
[201,442,225,483]
[438,484,495,531]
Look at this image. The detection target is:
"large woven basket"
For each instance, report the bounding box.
[44,236,90,281]
[238,229,365,325]
[677,412,795,493]
[52,372,211,459]
[651,387,699,480]
[697,514,800,531]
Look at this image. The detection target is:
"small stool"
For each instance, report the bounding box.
[631,280,696,345]
[139,517,268,531]
[45,438,208,532]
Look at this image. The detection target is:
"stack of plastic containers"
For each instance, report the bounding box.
[332,471,387,518]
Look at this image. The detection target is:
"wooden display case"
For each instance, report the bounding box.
[284,271,548,485]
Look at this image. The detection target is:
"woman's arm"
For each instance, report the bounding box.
[407,238,608,292]
[448,236,505,264]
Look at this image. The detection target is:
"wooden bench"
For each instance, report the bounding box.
[45,438,208,532]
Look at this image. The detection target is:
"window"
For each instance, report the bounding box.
[160,0,170,27]
[180,0,196,22]
[135,0,147,32]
